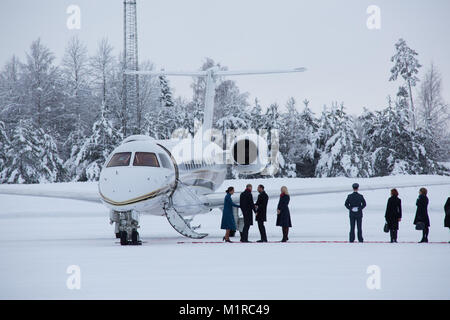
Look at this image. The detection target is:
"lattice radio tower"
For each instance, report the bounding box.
[123,0,140,136]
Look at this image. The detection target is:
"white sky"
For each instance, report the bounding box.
[1,0,449,115]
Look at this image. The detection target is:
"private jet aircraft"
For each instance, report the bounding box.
[1,67,449,245]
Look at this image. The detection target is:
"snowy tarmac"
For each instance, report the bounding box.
[0,176,449,299]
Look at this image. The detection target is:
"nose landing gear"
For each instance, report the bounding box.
[110,210,142,246]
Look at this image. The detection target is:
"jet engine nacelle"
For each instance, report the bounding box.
[230,134,268,175]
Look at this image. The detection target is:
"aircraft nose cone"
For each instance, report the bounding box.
[99,167,165,205]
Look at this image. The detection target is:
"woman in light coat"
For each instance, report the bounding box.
[276,186,292,242]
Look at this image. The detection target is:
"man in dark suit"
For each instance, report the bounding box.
[255,184,269,242]
[345,183,367,243]
[240,184,256,242]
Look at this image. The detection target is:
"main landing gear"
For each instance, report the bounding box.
[110,210,142,246]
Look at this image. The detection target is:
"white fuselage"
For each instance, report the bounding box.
[98,136,227,215]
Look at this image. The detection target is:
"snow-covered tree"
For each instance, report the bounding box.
[279,97,301,177]
[2,120,64,183]
[21,38,63,131]
[389,38,422,130]
[159,75,174,108]
[0,121,10,179]
[360,94,438,176]
[417,63,449,160]
[72,103,122,181]
[250,98,264,133]
[297,99,319,177]
[315,103,369,178]
[0,55,23,128]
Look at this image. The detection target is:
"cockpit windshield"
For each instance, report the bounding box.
[133,152,160,167]
[107,152,132,167]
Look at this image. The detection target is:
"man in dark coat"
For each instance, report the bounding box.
[239,184,256,242]
[445,197,450,228]
[345,183,366,243]
[414,188,430,243]
[255,184,269,242]
[445,197,450,243]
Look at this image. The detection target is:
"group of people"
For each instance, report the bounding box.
[221,184,292,243]
[221,182,450,243]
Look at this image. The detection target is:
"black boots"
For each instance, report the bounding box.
[419,228,429,243]
[281,227,289,242]
[390,230,398,243]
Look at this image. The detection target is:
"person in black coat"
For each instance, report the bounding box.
[255,184,269,242]
[414,188,430,243]
[276,186,292,242]
[345,183,366,243]
[385,188,402,243]
[444,197,450,243]
[239,184,256,242]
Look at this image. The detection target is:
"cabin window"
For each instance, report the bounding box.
[133,152,160,167]
[158,153,172,169]
[107,152,132,167]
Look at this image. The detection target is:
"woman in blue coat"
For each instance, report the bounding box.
[276,186,292,242]
[414,188,430,243]
[221,187,240,242]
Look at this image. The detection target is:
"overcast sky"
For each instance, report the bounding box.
[1,0,449,115]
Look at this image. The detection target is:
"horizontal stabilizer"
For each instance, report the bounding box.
[215,67,307,76]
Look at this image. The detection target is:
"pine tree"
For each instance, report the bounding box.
[3,120,64,183]
[360,93,438,176]
[389,38,422,130]
[250,98,264,133]
[159,75,174,108]
[0,121,9,179]
[73,103,121,181]
[279,97,301,177]
[417,63,449,160]
[297,99,319,177]
[315,103,368,177]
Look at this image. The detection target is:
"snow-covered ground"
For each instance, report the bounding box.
[0,175,449,299]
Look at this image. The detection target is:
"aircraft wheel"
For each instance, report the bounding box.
[115,232,120,239]
[131,230,139,245]
[120,231,128,246]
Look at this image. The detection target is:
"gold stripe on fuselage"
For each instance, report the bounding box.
[99,186,171,206]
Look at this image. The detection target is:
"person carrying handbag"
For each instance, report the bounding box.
[384,189,402,243]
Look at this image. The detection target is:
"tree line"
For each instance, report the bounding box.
[0,37,448,183]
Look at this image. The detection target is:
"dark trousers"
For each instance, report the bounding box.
[349,214,363,242]
[257,220,267,241]
[241,223,251,242]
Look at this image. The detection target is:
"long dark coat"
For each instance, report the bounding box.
[255,191,268,222]
[414,194,430,227]
[444,197,450,229]
[221,193,239,230]
[240,189,255,226]
[276,194,292,228]
[385,195,402,230]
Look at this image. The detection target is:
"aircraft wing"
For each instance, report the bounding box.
[0,182,101,203]
[203,176,450,208]
[0,176,449,208]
